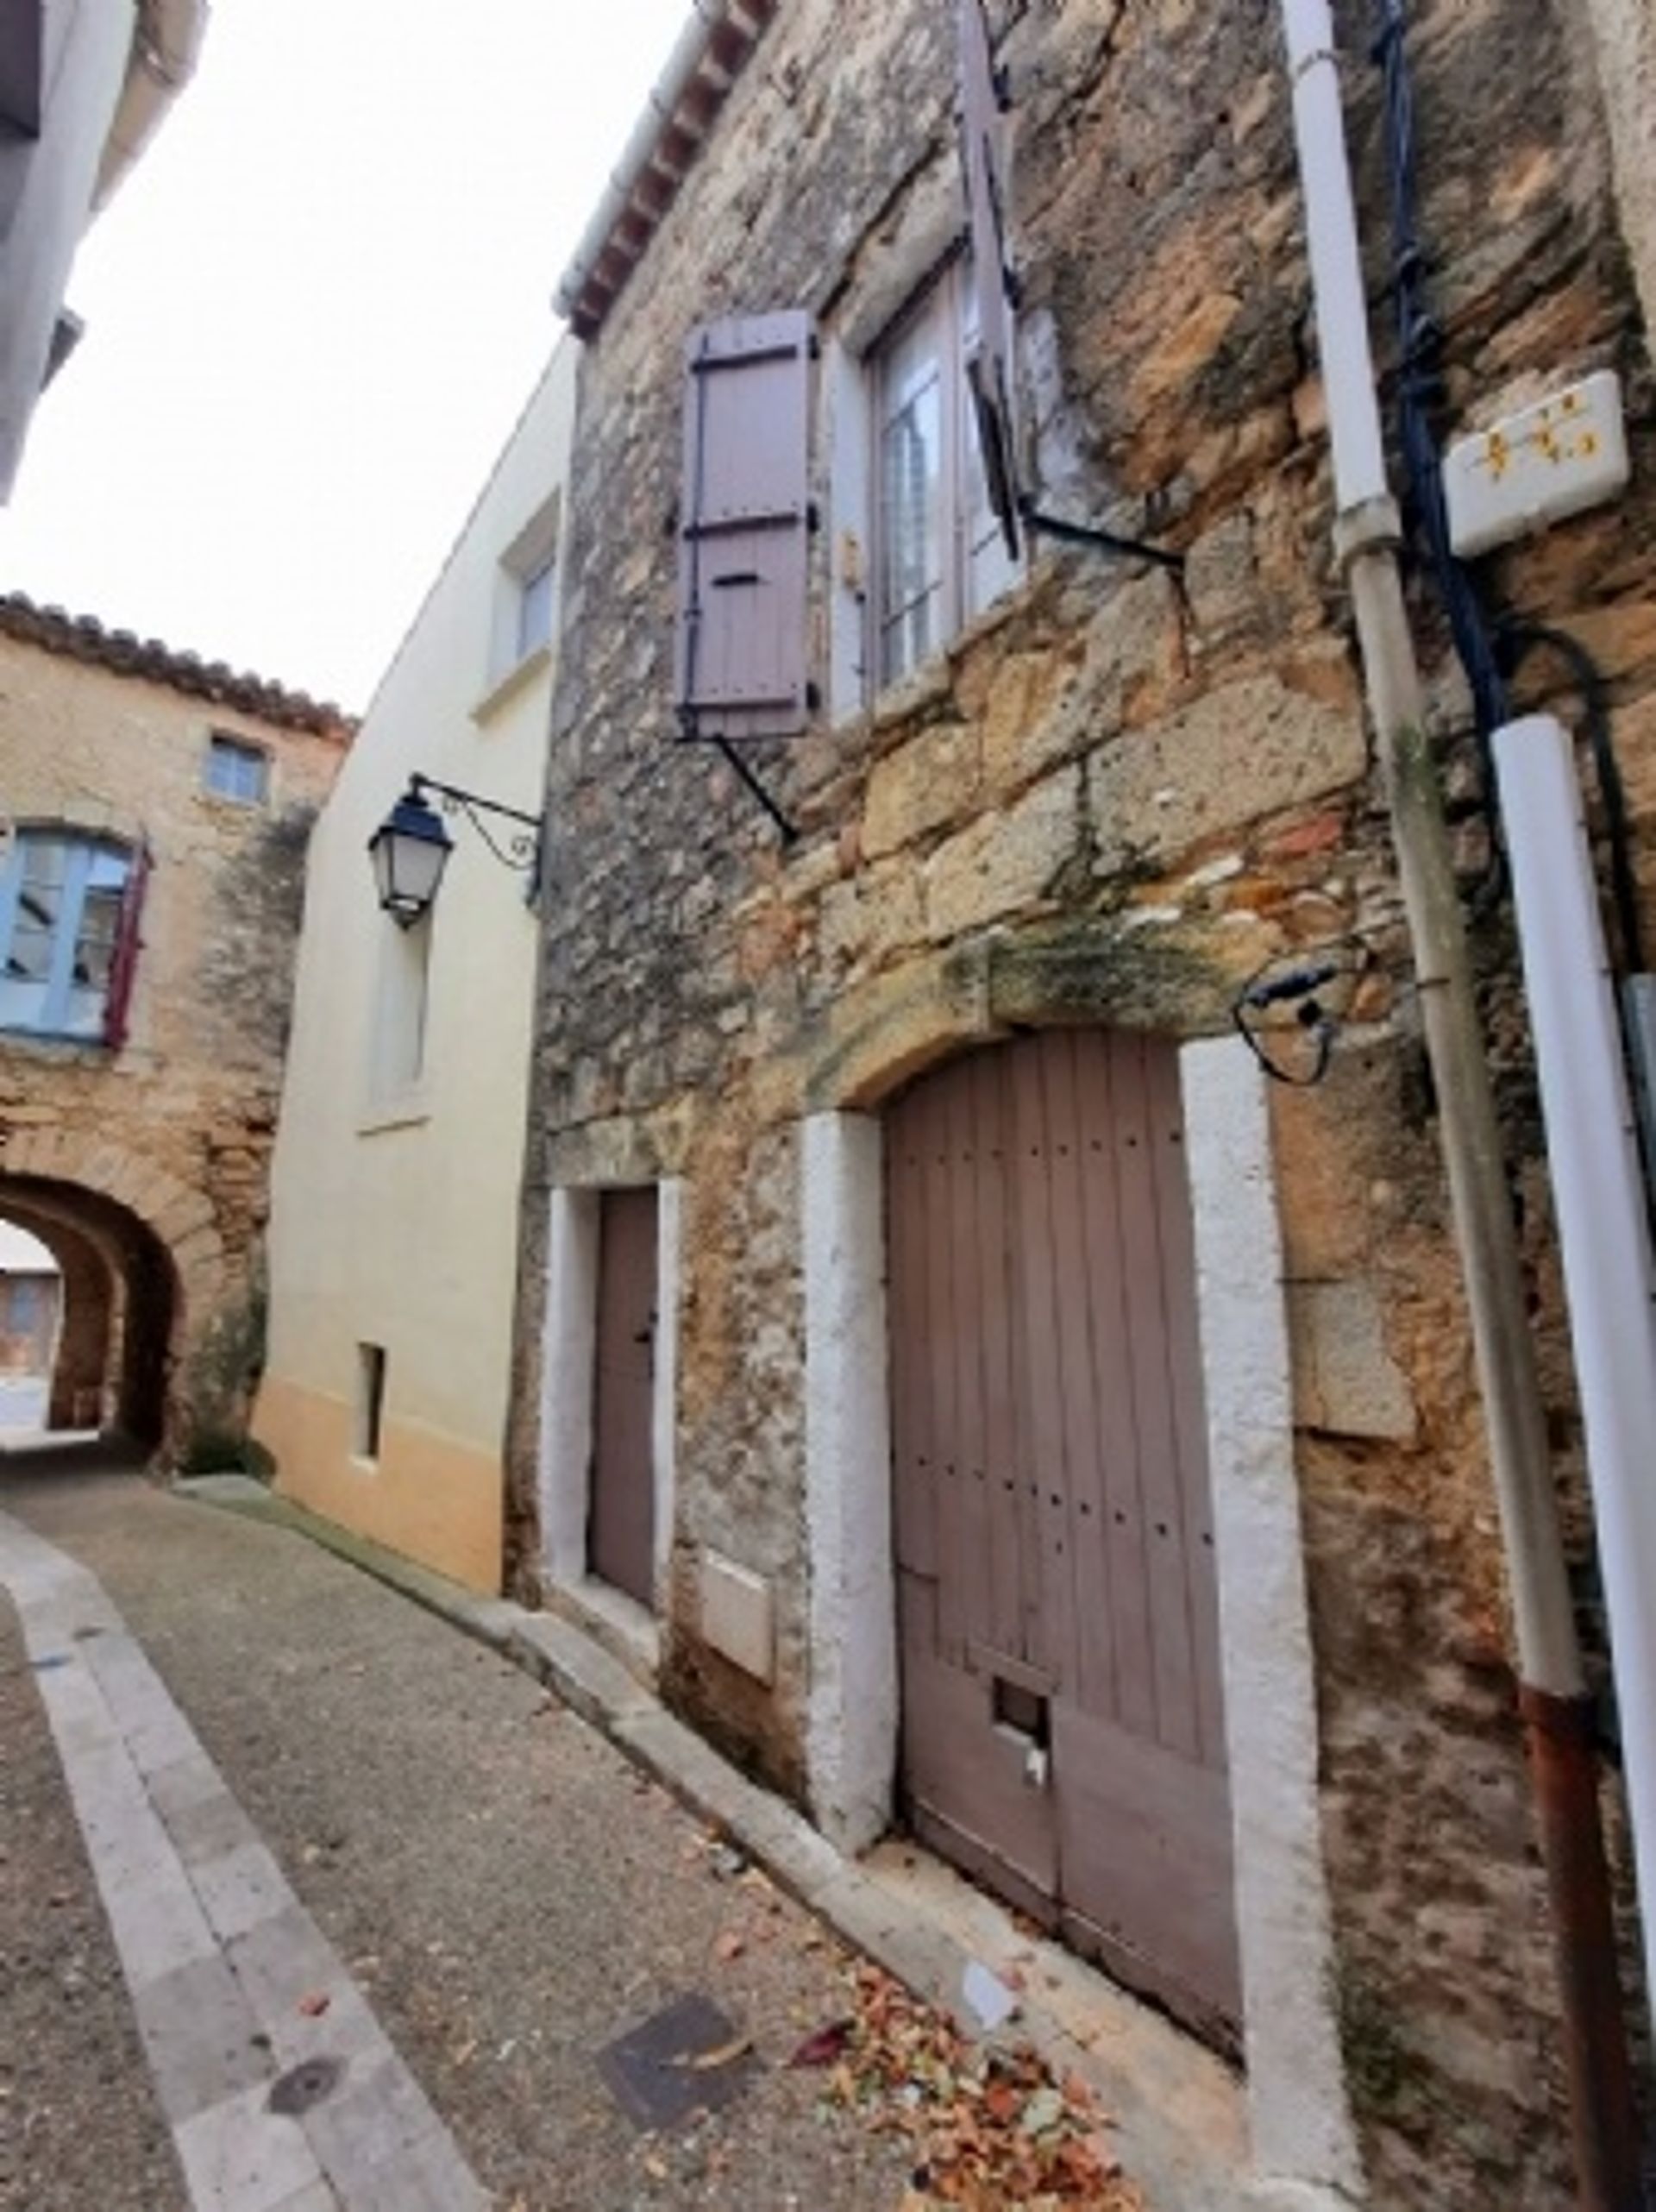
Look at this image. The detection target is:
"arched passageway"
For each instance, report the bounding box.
[0,1178,179,1450]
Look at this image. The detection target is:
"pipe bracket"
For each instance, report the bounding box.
[1332,495,1404,575]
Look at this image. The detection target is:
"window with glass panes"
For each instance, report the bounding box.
[516,555,555,663]
[875,255,1019,688]
[0,831,131,1039]
[205,733,269,805]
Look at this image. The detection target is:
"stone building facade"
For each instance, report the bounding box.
[0,594,350,1457]
[509,2,1656,2204]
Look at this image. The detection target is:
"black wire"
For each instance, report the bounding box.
[1496,620,1647,975]
[1231,952,1359,1087]
[1372,1,1509,906]
[1371,5,1648,995]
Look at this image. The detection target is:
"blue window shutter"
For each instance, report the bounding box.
[958,0,1021,559]
[674,311,814,742]
[41,839,92,1033]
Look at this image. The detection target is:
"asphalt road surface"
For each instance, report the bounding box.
[0,1449,914,2212]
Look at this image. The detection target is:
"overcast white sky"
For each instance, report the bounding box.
[0,0,691,711]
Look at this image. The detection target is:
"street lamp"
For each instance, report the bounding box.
[367,775,543,927]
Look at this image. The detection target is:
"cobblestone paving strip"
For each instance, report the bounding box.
[0,1510,487,2212]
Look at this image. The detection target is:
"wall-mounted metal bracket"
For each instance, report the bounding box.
[676,707,799,845]
[1018,497,1183,573]
[712,736,799,845]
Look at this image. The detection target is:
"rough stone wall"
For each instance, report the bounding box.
[515,0,1656,2202]
[0,631,349,1453]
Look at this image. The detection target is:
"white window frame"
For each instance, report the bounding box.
[869,253,1019,690]
[486,491,562,697]
[0,827,130,1040]
[514,550,555,664]
[204,732,270,806]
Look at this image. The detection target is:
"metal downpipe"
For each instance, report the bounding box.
[1279,3,1642,2201]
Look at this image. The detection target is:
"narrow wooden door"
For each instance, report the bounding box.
[591,1187,657,1610]
[888,1029,1239,2041]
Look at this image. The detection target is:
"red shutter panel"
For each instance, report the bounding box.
[102,843,149,1053]
[674,310,814,743]
[958,0,1021,559]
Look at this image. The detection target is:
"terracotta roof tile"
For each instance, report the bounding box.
[0,591,356,739]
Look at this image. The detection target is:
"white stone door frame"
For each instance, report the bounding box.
[800,1038,1362,2202]
[536,1180,681,1620]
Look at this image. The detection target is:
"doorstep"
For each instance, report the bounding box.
[173,1475,1333,2212]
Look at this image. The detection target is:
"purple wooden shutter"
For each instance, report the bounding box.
[958,0,1020,559]
[674,311,814,743]
[102,844,148,1053]
[0,0,41,136]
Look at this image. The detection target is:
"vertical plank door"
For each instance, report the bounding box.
[887,1031,1240,2042]
[591,1187,658,1610]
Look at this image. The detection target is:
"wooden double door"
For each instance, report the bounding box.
[888,1028,1240,2040]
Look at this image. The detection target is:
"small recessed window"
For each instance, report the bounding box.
[368,912,430,1104]
[354,1342,386,1461]
[204,734,269,806]
[516,554,555,663]
[487,493,561,688]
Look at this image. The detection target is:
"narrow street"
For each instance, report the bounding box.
[0,1451,926,2212]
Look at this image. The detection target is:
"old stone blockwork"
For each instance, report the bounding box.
[511,2,1656,2202]
[0,597,350,1457]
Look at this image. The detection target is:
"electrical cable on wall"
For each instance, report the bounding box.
[1373,0,1648,990]
[1231,941,1372,1087]
[1372,0,1509,906]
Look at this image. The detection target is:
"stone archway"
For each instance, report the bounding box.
[0,1181,178,1448]
[0,1128,223,1455]
[0,1204,111,1430]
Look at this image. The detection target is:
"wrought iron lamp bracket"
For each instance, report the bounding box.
[407,773,544,880]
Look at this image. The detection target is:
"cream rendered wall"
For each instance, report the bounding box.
[255,341,578,1590]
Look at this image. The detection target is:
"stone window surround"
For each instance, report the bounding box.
[802,1036,1364,2205]
[534,1178,682,1664]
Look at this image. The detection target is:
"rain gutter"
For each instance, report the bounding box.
[554,0,776,339]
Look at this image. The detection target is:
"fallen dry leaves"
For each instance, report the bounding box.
[819,1962,1144,2211]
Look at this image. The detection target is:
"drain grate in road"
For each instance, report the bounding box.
[267,2056,344,2117]
[596,1993,758,2132]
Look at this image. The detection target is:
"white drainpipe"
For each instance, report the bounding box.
[1277,3,1642,2197]
[1495,713,1656,2009]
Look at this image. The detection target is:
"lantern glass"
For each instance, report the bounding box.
[368,789,453,926]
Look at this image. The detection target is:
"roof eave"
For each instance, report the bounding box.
[555,0,777,342]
